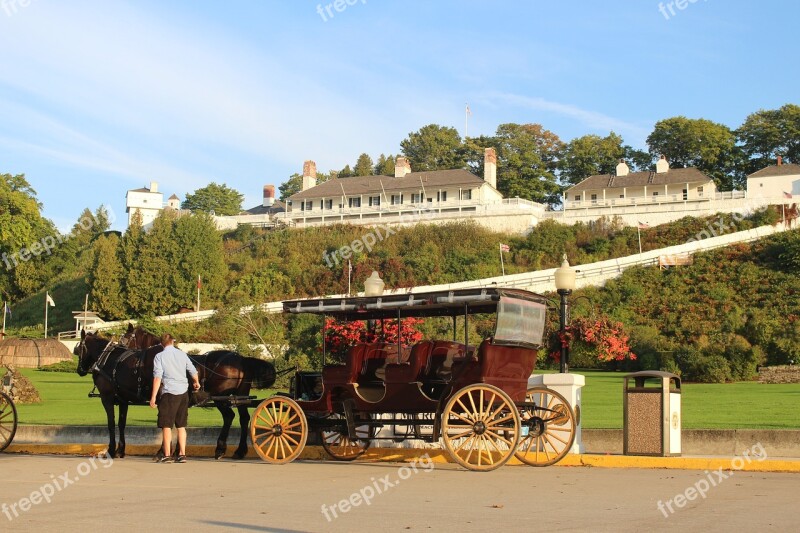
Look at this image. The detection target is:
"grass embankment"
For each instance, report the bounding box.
[10,368,800,429]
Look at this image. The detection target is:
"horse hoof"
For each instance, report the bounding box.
[232,452,246,460]
[214,454,224,460]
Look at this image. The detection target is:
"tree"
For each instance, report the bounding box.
[559,133,625,186]
[0,173,57,299]
[353,153,374,177]
[737,104,800,174]
[400,124,465,171]
[125,210,179,316]
[374,154,395,176]
[622,145,654,171]
[338,165,354,178]
[492,123,564,206]
[181,182,243,216]
[646,117,742,189]
[279,173,302,201]
[89,234,126,319]
[171,213,227,310]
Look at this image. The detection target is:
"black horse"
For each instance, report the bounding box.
[75,327,275,459]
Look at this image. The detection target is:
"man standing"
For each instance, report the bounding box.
[149,333,200,463]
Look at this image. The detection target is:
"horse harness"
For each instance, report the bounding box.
[92,342,156,403]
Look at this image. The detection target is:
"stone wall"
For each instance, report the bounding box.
[758,365,800,384]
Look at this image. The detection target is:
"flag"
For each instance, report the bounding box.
[3,302,10,318]
[499,243,510,252]
[197,275,202,289]
[784,191,793,199]
[46,293,55,307]
[465,103,472,116]
[638,222,650,229]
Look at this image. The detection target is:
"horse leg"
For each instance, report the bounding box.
[117,402,128,458]
[215,402,235,460]
[101,396,117,459]
[232,405,251,460]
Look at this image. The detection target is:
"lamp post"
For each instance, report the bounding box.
[364,271,385,297]
[554,254,576,373]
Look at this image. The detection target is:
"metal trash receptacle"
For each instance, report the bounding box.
[623,371,681,456]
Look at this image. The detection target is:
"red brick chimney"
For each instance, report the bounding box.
[302,160,317,191]
[778,155,783,166]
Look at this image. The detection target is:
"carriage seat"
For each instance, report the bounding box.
[421,341,473,384]
[382,341,433,384]
[358,343,397,386]
[322,343,370,386]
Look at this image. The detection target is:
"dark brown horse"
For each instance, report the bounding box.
[75,326,276,459]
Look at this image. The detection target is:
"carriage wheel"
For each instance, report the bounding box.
[250,396,307,464]
[441,384,520,471]
[0,392,18,452]
[515,387,576,467]
[320,413,373,461]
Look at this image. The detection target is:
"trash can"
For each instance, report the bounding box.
[623,371,681,456]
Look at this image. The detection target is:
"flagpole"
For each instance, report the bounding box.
[83,294,88,335]
[637,226,642,255]
[196,275,201,312]
[44,292,49,339]
[2,301,7,337]
[499,243,505,277]
[347,260,352,296]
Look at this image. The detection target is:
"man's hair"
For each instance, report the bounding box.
[161,333,175,346]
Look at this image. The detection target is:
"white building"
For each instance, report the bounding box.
[125,182,181,228]
[747,157,800,198]
[277,150,546,233]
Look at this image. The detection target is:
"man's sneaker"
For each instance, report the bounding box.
[159,456,174,464]
[176,456,186,463]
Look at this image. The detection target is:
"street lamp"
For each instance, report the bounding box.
[364,271,385,297]
[554,254,576,373]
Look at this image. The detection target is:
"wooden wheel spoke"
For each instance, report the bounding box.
[450,429,474,440]
[467,392,478,418]
[451,411,474,426]
[544,431,570,446]
[486,414,515,428]
[282,433,300,447]
[484,429,515,448]
[456,397,471,417]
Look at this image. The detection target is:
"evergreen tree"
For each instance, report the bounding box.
[171,213,226,310]
[353,153,374,177]
[89,234,126,319]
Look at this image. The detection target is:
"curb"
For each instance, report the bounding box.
[5,444,800,473]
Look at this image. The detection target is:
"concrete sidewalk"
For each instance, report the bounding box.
[5,442,800,473]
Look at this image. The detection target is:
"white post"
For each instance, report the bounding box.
[637,225,642,255]
[347,260,352,296]
[44,293,49,339]
[528,373,586,454]
[2,301,6,337]
[499,243,506,277]
[196,275,201,312]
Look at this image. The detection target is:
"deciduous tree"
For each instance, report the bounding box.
[182,182,244,216]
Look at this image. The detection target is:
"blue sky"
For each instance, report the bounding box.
[1,0,796,231]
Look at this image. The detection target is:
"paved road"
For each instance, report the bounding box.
[0,454,798,532]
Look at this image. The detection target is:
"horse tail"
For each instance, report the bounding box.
[244,357,276,389]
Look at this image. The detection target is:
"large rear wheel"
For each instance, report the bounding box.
[441,384,520,471]
[515,387,576,466]
[320,413,373,461]
[250,396,308,464]
[0,392,17,452]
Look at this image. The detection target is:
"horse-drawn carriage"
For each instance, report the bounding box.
[249,287,577,471]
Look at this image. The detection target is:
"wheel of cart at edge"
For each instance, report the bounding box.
[441,384,521,472]
[320,413,374,461]
[250,396,308,464]
[515,386,576,467]
[0,391,17,452]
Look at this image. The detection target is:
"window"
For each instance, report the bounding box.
[368,196,381,207]
[697,186,704,198]
[306,201,313,211]
[391,194,404,205]
[437,191,447,202]
[619,194,625,198]
[652,192,659,202]
[574,195,581,201]
[324,199,333,210]
[682,189,688,200]
[461,189,472,200]
[411,193,422,203]
[590,194,598,205]
[348,197,361,208]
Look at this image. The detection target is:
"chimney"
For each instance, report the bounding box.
[395,156,411,178]
[656,155,670,174]
[484,148,497,189]
[302,160,317,191]
[263,185,275,207]
[615,159,630,177]
[150,181,159,193]
[778,155,783,166]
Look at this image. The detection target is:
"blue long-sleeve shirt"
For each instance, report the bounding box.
[153,345,198,395]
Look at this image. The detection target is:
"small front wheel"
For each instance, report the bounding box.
[250,396,308,464]
[515,387,576,467]
[320,413,373,461]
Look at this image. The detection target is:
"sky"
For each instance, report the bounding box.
[1,0,797,231]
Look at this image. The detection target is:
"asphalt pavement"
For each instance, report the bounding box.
[1,454,798,532]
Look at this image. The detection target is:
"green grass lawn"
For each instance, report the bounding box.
[11,369,274,427]
[7,368,800,429]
